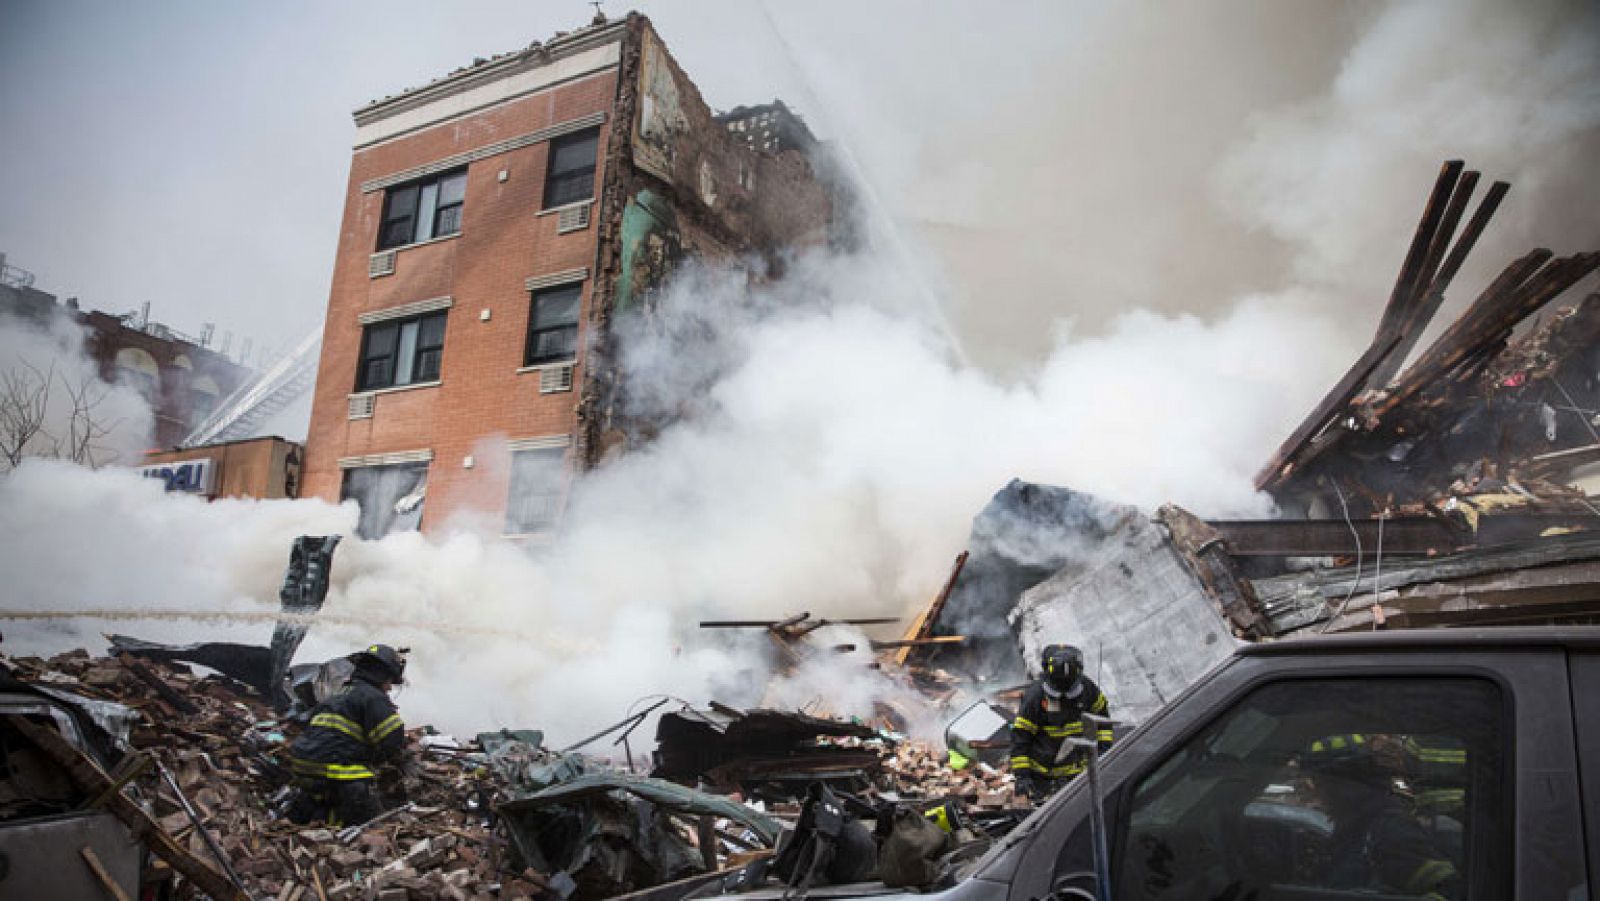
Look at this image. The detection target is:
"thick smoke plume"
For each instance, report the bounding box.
[3,1,1598,744]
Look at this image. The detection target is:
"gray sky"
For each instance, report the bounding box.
[4,1,1597,371]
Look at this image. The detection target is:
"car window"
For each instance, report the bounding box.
[1112,678,1506,901]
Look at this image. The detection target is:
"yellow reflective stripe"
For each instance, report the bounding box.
[1042,722,1085,737]
[323,763,377,780]
[1096,730,1115,742]
[290,757,376,780]
[1405,859,1457,894]
[1010,757,1046,773]
[368,714,403,743]
[1415,788,1466,809]
[1013,717,1038,733]
[311,713,366,742]
[1047,763,1085,778]
[1090,693,1107,714]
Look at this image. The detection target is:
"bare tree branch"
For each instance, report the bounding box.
[0,359,54,471]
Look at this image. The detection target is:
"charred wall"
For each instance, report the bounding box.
[577,14,837,468]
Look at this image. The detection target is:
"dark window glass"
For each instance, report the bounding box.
[377,169,466,250]
[341,462,428,540]
[357,311,446,391]
[525,284,582,366]
[505,447,566,534]
[1110,678,1506,901]
[543,129,599,208]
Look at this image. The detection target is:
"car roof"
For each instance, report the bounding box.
[1238,625,1600,656]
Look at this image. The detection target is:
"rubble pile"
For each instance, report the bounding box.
[880,740,1021,811]
[0,649,565,900]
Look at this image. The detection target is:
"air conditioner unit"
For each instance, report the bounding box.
[369,250,397,278]
[348,393,376,419]
[556,204,591,234]
[539,363,574,394]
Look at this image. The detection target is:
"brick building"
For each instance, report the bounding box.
[1,254,253,449]
[301,14,836,539]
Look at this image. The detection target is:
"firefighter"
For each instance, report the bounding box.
[1009,644,1112,802]
[1302,734,1459,897]
[284,644,407,827]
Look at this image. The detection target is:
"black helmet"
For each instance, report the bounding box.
[1040,644,1083,695]
[351,643,407,684]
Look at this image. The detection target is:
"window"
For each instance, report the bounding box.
[341,462,428,540]
[114,347,161,402]
[524,284,581,366]
[543,128,599,208]
[378,169,467,250]
[505,447,566,534]
[1112,678,1506,900]
[357,311,446,391]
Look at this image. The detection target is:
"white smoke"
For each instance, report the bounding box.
[2,0,1598,746]
[0,310,154,470]
[0,253,1342,742]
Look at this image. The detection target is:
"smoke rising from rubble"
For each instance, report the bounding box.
[0,253,1344,741]
[4,0,1599,742]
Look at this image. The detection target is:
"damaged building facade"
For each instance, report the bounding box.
[300,14,837,539]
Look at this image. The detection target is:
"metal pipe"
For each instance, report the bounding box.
[157,760,255,901]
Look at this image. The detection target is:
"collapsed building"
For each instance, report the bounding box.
[906,160,1600,722]
[299,12,844,540]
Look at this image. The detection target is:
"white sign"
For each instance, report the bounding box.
[139,458,215,494]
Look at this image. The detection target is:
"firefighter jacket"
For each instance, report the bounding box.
[290,673,404,782]
[1009,677,1112,781]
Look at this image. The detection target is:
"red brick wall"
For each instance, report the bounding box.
[79,312,252,450]
[302,68,619,533]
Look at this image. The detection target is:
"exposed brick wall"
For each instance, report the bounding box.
[576,15,835,468]
[301,67,619,531]
[78,312,251,449]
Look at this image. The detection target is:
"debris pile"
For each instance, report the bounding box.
[3,643,1029,900]
[3,649,534,900]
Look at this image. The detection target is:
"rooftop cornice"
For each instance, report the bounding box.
[353,19,629,127]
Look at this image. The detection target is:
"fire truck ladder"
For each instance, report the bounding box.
[181,330,321,448]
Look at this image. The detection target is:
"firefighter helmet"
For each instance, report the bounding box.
[351,643,407,684]
[1040,644,1083,696]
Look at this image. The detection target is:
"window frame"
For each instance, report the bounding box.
[504,445,568,535]
[542,128,600,210]
[524,283,582,367]
[377,168,468,251]
[340,461,429,540]
[355,310,448,392]
[1105,671,1514,901]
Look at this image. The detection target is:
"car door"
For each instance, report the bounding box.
[993,646,1586,900]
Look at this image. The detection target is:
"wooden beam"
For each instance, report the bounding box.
[1368,170,1487,388]
[12,718,248,901]
[893,551,968,667]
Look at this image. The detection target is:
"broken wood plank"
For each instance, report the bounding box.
[80,846,132,901]
[120,657,200,716]
[1369,170,1489,388]
[1374,160,1464,344]
[1366,249,1556,425]
[894,550,968,667]
[11,717,248,901]
[1256,332,1402,489]
[871,636,966,651]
